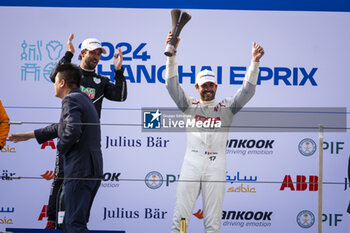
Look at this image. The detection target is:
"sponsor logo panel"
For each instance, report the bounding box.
[40,170,55,181]
[298,138,345,156]
[0,140,16,154]
[296,210,315,228]
[103,207,168,220]
[1,170,16,181]
[101,172,121,188]
[226,138,274,156]
[105,136,169,149]
[0,207,15,225]
[280,175,318,191]
[193,209,273,228]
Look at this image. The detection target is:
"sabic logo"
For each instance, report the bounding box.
[38,205,48,221]
[297,210,315,228]
[0,145,16,153]
[41,139,56,149]
[41,171,55,181]
[193,209,204,219]
[298,138,316,156]
[145,171,163,189]
[280,175,318,191]
[2,170,16,181]
[0,217,13,225]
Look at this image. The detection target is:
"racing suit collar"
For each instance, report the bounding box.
[200,99,216,107]
[80,66,95,73]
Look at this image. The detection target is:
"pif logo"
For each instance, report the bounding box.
[322,213,343,227]
[280,175,318,191]
[144,171,179,189]
[298,138,316,156]
[297,210,315,228]
[143,110,161,129]
[323,141,344,154]
[145,171,163,189]
[299,139,345,156]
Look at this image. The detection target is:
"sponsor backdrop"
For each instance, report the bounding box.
[0,2,349,233]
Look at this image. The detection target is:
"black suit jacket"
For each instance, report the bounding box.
[35,88,103,182]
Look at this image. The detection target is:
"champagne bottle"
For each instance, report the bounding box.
[180,218,186,233]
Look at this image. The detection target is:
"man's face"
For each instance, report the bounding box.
[195,82,217,101]
[81,49,102,70]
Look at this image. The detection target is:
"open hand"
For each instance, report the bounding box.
[67,33,75,54]
[113,47,123,70]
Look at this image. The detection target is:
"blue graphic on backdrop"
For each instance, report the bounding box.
[46,41,63,60]
[20,40,62,82]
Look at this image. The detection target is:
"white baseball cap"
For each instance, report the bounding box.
[81,38,106,54]
[195,69,217,86]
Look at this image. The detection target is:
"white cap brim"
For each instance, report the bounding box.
[197,80,217,86]
[86,46,107,54]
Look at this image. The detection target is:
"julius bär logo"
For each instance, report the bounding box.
[298,138,316,156]
[143,110,162,129]
[297,210,315,228]
[145,171,163,189]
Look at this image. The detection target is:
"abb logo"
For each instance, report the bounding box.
[41,139,56,149]
[41,171,55,181]
[280,175,318,191]
[38,205,48,220]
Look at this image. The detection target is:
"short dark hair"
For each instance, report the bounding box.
[51,63,81,88]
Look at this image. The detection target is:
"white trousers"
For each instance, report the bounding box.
[171,160,226,233]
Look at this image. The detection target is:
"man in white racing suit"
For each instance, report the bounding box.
[165,33,265,233]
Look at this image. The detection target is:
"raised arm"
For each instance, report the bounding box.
[104,47,127,101]
[49,34,75,82]
[227,42,264,114]
[165,32,192,112]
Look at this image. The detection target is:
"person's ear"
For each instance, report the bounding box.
[60,79,66,88]
[81,50,87,59]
